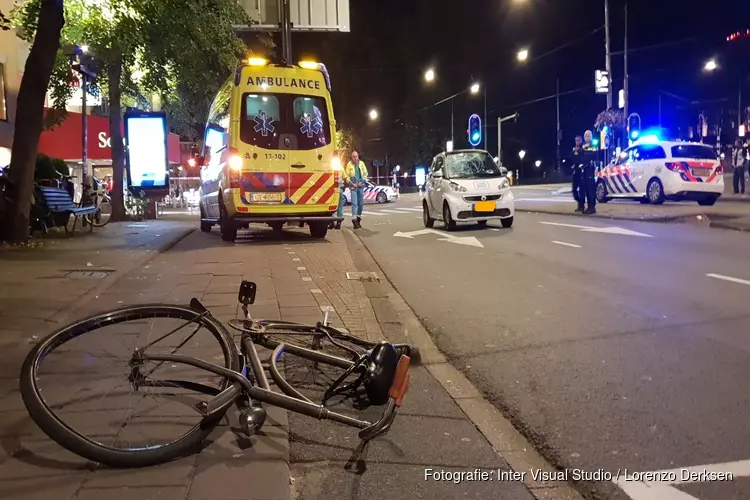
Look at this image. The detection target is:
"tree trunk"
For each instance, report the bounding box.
[0,0,64,242]
[108,51,126,222]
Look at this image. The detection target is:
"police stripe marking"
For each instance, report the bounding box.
[622,173,638,193]
[607,178,622,194]
[613,174,631,193]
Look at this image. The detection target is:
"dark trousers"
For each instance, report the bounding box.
[583,165,596,208]
[733,167,746,194]
[572,169,584,208]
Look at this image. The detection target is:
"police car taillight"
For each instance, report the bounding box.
[665,162,686,172]
[716,165,723,174]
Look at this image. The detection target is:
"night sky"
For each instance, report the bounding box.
[290,0,750,174]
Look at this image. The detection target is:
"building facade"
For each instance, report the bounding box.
[0,0,31,167]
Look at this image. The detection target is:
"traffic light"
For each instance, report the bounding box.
[468,114,482,147]
[628,113,641,141]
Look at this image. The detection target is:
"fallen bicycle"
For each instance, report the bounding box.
[20,281,414,468]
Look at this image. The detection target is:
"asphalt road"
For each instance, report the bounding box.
[352,193,750,500]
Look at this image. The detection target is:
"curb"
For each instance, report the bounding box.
[54,227,195,327]
[341,229,585,500]
[708,220,750,232]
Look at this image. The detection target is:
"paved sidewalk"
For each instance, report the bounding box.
[0,223,581,500]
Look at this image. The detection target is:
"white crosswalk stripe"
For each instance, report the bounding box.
[380,209,410,214]
[397,208,423,212]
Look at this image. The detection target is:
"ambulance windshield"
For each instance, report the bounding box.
[241,93,331,151]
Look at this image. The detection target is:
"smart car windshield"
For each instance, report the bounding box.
[444,152,502,179]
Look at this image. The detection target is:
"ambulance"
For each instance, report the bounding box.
[198,58,344,241]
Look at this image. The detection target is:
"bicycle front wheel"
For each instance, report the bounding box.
[20,305,240,468]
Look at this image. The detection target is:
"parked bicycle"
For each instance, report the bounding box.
[20,281,414,468]
[80,176,112,227]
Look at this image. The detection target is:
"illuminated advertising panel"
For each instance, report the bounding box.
[124,111,169,193]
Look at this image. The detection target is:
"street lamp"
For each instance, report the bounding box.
[535,160,542,168]
[369,108,379,121]
[470,82,480,94]
[517,48,529,62]
[518,150,526,160]
[80,44,89,53]
[425,68,435,82]
[704,59,717,71]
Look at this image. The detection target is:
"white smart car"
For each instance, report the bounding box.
[596,139,723,206]
[343,181,397,204]
[423,149,515,230]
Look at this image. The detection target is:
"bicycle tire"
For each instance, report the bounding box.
[86,196,112,227]
[20,304,240,468]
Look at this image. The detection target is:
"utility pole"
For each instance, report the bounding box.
[556,78,561,173]
[280,0,293,64]
[497,112,519,165]
[483,88,487,151]
[81,73,89,188]
[604,0,613,110]
[739,76,743,129]
[623,2,629,119]
[450,98,454,144]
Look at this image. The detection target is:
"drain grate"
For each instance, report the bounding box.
[346,271,379,282]
[65,270,114,279]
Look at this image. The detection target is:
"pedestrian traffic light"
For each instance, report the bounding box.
[468,114,482,147]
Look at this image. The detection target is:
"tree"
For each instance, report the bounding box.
[1,0,64,242]
[12,0,253,222]
[335,128,355,160]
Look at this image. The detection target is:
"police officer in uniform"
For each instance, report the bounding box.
[571,136,585,212]
[581,130,597,214]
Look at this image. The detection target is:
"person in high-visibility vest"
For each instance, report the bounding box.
[343,151,369,229]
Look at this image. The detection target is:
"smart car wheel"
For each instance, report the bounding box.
[423,201,435,228]
[443,202,456,231]
[376,191,388,203]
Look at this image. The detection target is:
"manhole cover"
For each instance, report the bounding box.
[65,270,113,279]
[346,271,379,282]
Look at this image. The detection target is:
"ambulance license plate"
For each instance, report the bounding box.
[692,168,712,177]
[474,201,495,212]
[250,192,283,203]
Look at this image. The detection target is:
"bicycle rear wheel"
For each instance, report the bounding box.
[86,195,112,227]
[20,305,240,468]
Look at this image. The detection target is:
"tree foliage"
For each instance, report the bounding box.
[335,128,355,160]
[595,108,625,132]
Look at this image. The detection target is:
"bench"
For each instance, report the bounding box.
[34,187,98,236]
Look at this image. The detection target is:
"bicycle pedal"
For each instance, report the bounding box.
[239,407,267,436]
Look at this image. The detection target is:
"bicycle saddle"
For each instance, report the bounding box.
[363,342,399,405]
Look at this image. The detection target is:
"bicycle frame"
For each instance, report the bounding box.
[133,299,411,443]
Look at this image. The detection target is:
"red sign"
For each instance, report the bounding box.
[38,110,180,163]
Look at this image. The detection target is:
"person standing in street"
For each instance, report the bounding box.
[732,139,746,195]
[344,150,368,229]
[581,130,597,214]
[571,136,585,212]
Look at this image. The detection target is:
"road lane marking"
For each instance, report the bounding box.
[393,229,484,248]
[614,458,750,499]
[516,197,576,203]
[552,240,582,248]
[706,273,750,286]
[396,207,423,212]
[539,221,653,238]
[381,209,411,214]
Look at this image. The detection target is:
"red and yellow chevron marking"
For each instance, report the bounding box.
[290,172,336,205]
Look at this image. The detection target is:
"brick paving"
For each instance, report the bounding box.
[0,222,558,500]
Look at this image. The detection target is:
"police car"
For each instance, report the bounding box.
[596,138,723,206]
[423,149,514,230]
[343,181,396,204]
